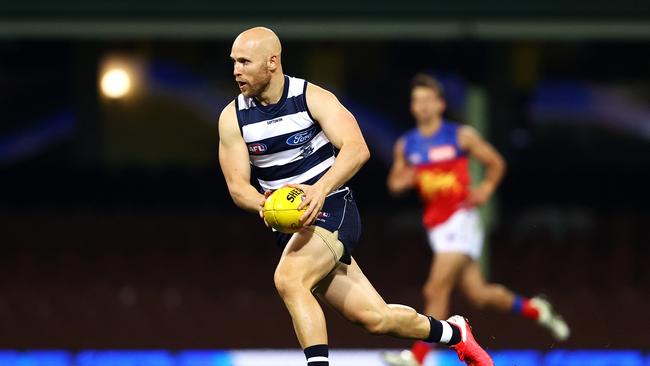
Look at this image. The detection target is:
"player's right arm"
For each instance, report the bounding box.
[387,137,416,196]
[218,101,265,213]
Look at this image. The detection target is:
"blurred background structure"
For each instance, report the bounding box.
[1,1,649,365]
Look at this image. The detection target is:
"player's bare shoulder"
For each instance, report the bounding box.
[457,124,482,150]
[305,81,334,99]
[218,101,237,127]
[218,100,240,142]
[458,124,480,139]
[304,82,341,114]
[303,81,364,152]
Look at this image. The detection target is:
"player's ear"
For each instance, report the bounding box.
[439,98,447,113]
[268,55,278,71]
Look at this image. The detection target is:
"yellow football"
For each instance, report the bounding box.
[263,187,307,233]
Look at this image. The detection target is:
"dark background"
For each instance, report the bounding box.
[1,2,649,351]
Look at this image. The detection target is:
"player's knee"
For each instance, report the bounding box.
[364,315,390,335]
[273,269,303,299]
[354,309,390,335]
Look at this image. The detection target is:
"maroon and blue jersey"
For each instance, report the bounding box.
[402,121,471,228]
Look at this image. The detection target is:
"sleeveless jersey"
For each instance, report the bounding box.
[235,75,335,191]
[402,121,471,229]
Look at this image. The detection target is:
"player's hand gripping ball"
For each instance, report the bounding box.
[263,187,308,233]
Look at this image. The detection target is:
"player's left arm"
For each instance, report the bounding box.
[458,125,506,207]
[291,83,371,226]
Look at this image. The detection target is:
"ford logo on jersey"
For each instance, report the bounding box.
[286,128,315,146]
[248,143,267,154]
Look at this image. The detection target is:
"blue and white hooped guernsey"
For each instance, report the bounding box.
[235,75,335,191]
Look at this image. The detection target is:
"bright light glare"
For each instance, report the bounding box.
[101,68,131,99]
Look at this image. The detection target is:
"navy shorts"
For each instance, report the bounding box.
[273,187,361,265]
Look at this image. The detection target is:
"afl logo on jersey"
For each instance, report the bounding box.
[248,143,267,154]
[428,145,456,162]
[287,128,315,146]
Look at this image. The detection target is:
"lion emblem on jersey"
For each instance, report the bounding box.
[417,171,462,200]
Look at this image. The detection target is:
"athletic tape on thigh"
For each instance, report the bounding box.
[309,226,344,262]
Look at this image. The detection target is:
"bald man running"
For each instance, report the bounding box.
[218,27,493,366]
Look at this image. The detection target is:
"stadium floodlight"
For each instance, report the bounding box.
[100,67,131,99]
